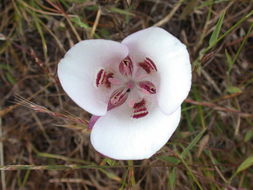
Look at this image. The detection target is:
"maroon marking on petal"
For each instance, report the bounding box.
[119,56,133,76]
[109,87,129,108]
[138,81,156,94]
[139,58,157,74]
[133,99,145,109]
[133,108,148,119]
[146,58,157,71]
[96,69,106,87]
[96,69,114,88]
[132,99,149,119]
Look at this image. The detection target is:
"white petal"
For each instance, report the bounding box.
[58,40,129,116]
[90,105,181,160]
[122,27,191,115]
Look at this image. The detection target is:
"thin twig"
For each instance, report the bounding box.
[49,178,86,184]
[18,0,73,16]
[0,108,6,190]
[153,0,184,27]
[89,8,102,38]
[46,0,81,41]
[184,99,253,118]
[0,164,165,170]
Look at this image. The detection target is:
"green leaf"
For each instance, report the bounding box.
[160,129,206,167]
[209,11,226,46]
[226,86,242,94]
[71,16,90,30]
[109,7,134,16]
[104,158,116,166]
[168,168,177,190]
[6,72,16,85]
[236,155,253,174]
[181,129,206,159]
[225,49,234,73]
[0,63,11,70]
[244,130,253,142]
[159,156,180,164]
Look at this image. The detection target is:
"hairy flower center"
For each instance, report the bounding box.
[95,56,158,118]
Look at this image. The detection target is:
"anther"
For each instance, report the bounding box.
[138,81,156,94]
[109,87,129,107]
[119,56,133,76]
[96,69,114,88]
[139,58,157,74]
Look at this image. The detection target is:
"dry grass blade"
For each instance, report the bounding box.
[153,0,184,26]
[15,96,88,125]
[89,8,102,38]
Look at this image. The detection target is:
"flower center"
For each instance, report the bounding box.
[95,56,158,119]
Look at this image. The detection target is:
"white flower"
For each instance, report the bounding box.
[58,27,191,160]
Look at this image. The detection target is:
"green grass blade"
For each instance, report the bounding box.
[159,156,180,164]
[181,129,206,159]
[209,11,226,46]
[177,152,204,190]
[168,168,177,190]
[21,170,31,187]
[109,7,134,16]
[236,155,253,174]
[71,16,90,30]
[225,49,234,74]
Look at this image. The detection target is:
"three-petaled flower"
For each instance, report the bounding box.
[58,27,191,160]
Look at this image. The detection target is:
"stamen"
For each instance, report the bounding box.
[132,99,148,119]
[109,87,129,108]
[139,58,157,74]
[138,81,156,94]
[96,69,106,87]
[119,56,133,76]
[96,69,114,88]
